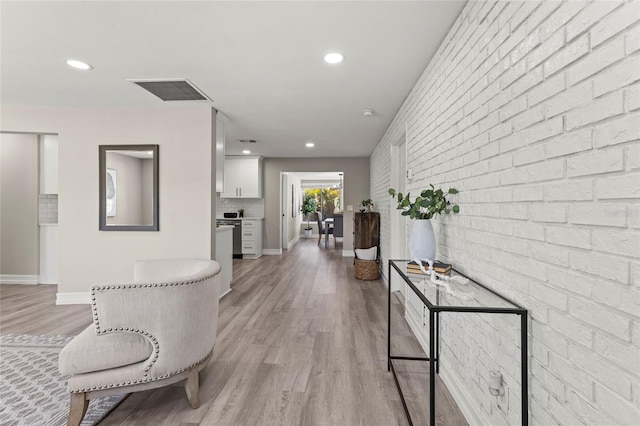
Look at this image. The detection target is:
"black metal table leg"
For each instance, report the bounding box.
[521,313,528,426]
[429,309,435,426]
[388,261,391,372]
[435,311,440,374]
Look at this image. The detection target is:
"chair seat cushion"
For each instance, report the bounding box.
[59,325,153,376]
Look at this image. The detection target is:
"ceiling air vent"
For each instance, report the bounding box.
[128,79,211,101]
[238,139,259,144]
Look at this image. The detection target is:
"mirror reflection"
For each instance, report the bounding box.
[99,145,158,231]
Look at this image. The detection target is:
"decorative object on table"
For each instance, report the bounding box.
[301,194,317,239]
[406,260,451,276]
[359,199,374,213]
[354,212,380,280]
[434,274,474,300]
[389,185,459,268]
[238,208,244,218]
[0,334,126,426]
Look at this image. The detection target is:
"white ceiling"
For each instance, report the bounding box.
[0,1,466,158]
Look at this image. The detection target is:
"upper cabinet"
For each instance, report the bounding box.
[215,116,226,193]
[40,135,59,194]
[220,156,262,198]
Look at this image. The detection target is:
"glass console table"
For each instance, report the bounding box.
[387,260,529,426]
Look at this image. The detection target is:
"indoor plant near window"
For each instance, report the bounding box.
[301,194,318,238]
[360,199,374,213]
[389,185,459,263]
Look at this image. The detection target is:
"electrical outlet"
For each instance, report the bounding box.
[347,205,353,211]
[496,386,509,414]
[406,169,413,180]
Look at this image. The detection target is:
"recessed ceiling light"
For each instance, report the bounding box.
[363,109,375,116]
[324,53,344,64]
[65,59,93,70]
[242,150,251,154]
[305,142,315,148]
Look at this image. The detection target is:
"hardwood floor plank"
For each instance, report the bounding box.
[0,239,467,425]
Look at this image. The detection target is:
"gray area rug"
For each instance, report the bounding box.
[0,334,127,426]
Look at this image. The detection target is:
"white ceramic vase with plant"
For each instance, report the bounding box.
[389,185,460,265]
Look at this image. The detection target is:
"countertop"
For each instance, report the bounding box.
[216,216,264,220]
[216,225,234,232]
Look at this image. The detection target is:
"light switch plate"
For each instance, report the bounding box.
[347,205,353,211]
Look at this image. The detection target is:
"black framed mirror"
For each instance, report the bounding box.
[99,144,159,231]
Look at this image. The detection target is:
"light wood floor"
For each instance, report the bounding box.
[0,239,467,426]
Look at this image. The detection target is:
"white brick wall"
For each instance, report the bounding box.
[371,1,640,424]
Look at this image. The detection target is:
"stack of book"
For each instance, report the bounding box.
[406,261,452,276]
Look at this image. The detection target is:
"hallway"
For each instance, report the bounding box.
[1,239,466,425]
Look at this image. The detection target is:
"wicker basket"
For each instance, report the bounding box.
[354,258,380,280]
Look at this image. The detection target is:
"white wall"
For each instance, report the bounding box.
[0,133,39,278]
[371,1,639,425]
[286,173,303,243]
[1,105,215,295]
[263,157,370,254]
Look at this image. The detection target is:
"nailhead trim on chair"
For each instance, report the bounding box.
[77,273,217,394]
[69,350,213,393]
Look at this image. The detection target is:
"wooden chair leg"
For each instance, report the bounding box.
[67,392,88,426]
[185,368,200,409]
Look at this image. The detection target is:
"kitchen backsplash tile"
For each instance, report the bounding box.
[216,197,264,218]
[39,194,58,224]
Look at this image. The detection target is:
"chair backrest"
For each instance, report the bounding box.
[316,211,324,232]
[333,214,344,238]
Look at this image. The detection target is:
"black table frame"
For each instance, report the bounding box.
[387,260,529,426]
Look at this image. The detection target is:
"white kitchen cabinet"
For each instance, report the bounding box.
[220,156,262,198]
[241,219,262,259]
[40,134,59,194]
[215,226,233,298]
[215,116,226,193]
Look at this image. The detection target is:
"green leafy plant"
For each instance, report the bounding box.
[388,185,460,220]
[360,198,373,212]
[301,194,318,230]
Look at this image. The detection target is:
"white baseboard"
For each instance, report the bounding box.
[439,359,481,426]
[219,288,232,299]
[342,249,355,257]
[404,310,478,425]
[381,270,389,288]
[287,236,300,249]
[0,274,39,285]
[56,292,91,305]
[262,249,282,256]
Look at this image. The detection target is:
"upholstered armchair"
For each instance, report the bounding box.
[59,259,221,426]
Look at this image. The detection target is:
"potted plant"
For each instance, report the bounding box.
[301,194,318,238]
[389,185,459,262]
[360,199,373,213]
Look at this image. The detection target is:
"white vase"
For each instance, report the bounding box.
[409,219,436,262]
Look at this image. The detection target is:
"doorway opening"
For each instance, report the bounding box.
[279,171,343,251]
[0,132,59,285]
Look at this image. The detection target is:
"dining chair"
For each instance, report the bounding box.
[333,214,344,246]
[316,211,333,246]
